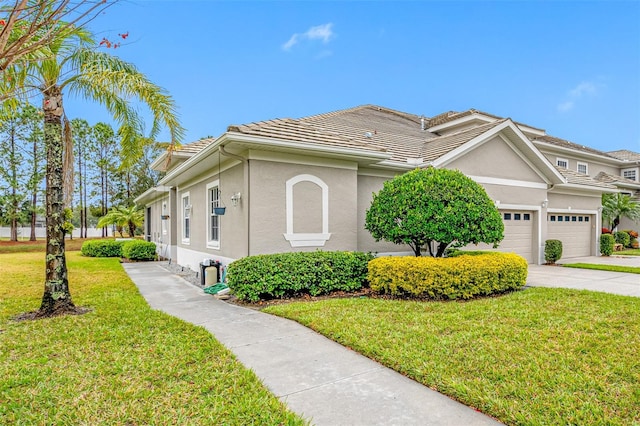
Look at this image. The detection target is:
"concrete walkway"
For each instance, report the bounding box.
[527,255,640,297]
[123,262,501,426]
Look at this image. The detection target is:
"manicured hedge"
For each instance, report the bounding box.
[368,253,528,300]
[545,239,563,264]
[122,240,157,261]
[81,239,126,257]
[614,231,631,248]
[227,251,375,302]
[600,234,615,256]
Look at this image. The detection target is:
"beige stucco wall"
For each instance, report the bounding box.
[356,173,414,254]
[176,160,248,262]
[538,151,620,178]
[144,194,172,258]
[248,159,359,255]
[447,136,545,182]
[547,192,601,211]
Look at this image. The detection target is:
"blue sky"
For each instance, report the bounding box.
[67,1,640,153]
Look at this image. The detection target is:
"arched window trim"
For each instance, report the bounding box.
[283,174,331,247]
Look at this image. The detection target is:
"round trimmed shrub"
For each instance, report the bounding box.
[544,239,563,264]
[81,239,126,257]
[600,234,615,256]
[614,231,630,248]
[122,240,157,261]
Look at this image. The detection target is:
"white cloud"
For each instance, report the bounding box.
[569,82,597,97]
[282,23,334,51]
[557,80,598,113]
[557,101,574,112]
[306,23,334,43]
[282,34,299,51]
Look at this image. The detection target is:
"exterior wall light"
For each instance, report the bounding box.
[541,199,548,208]
[231,192,242,207]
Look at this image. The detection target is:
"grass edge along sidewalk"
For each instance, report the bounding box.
[265,288,640,425]
[0,251,305,425]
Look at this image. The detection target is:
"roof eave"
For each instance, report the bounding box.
[134,185,170,206]
[533,140,621,164]
[552,183,618,194]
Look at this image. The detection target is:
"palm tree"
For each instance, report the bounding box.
[602,193,640,231]
[12,25,183,317]
[97,205,143,238]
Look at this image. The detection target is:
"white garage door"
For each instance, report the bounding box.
[471,210,534,263]
[547,214,593,258]
[498,210,534,263]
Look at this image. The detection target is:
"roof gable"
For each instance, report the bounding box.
[429,119,565,185]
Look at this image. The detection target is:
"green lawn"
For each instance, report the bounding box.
[562,263,640,274]
[265,289,640,425]
[617,248,640,256]
[0,252,304,425]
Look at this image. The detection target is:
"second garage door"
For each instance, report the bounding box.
[547,214,593,258]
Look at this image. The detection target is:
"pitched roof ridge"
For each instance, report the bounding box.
[301,104,424,125]
[425,117,507,141]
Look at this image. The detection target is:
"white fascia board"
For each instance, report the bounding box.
[427,113,495,133]
[516,124,546,137]
[551,183,618,194]
[159,135,226,187]
[431,120,566,184]
[368,160,429,171]
[134,186,170,206]
[150,152,168,171]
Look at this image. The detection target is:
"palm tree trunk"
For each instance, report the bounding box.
[37,86,76,317]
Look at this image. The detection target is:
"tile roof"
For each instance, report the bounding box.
[174,138,216,154]
[427,109,501,127]
[227,116,387,153]
[555,167,616,189]
[594,171,640,187]
[532,135,615,159]
[169,105,637,175]
[421,120,507,162]
[606,149,640,162]
[426,108,546,133]
[300,105,435,162]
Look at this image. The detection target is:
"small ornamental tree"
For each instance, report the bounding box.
[365,168,504,257]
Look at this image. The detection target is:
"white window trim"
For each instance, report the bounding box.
[622,167,638,182]
[556,157,569,168]
[283,174,331,247]
[577,162,588,175]
[181,192,191,245]
[206,180,221,250]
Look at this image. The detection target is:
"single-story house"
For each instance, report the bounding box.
[135,105,640,272]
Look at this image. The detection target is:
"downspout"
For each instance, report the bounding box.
[219,144,250,257]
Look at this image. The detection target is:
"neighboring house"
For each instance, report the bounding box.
[135,105,640,271]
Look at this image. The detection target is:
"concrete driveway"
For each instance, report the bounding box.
[526,255,640,297]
